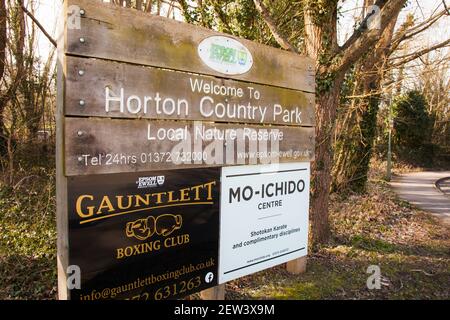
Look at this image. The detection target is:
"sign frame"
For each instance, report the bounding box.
[57,0,315,300]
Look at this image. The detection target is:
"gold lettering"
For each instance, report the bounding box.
[135,194,150,207]
[115,240,162,259]
[116,195,133,210]
[97,196,115,214]
[77,181,218,224]
[167,191,180,203]
[203,181,216,200]
[179,188,191,201]
[76,195,95,218]
[190,185,202,201]
[152,192,166,204]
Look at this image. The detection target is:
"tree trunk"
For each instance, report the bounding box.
[310,74,345,243]
[303,2,341,244]
[332,13,399,192]
[0,0,7,153]
[0,0,5,81]
[351,89,381,191]
[304,0,405,243]
[0,0,26,156]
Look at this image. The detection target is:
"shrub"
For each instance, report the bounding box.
[392,90,434,166]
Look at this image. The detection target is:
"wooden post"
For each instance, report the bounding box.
[286,257,307,274]
[200,284,225,300]
[56,0,69,300]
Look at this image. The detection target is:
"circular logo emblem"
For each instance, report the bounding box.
[205,272,214,284]
[198,36,253,75]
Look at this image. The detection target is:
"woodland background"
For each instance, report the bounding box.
[0,0,449,299]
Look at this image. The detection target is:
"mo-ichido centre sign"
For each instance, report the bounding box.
[56,0,315,300]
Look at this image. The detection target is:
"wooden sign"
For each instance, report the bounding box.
[68,168,220,300]
[64,0,315,92]
[65,56,315,126]
[57,0,315,300]
[65,118,315,176]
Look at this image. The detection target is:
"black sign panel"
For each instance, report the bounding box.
[67,168,220,300]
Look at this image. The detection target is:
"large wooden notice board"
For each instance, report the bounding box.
[57,0,315,300]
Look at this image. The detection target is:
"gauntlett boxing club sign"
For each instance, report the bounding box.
[56,0,315,300]
[68,168,220,300]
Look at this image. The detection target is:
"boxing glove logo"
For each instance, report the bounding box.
[126,214,182,240]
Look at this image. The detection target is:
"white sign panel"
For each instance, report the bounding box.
[198,36,253,75]
[218,162,310,284]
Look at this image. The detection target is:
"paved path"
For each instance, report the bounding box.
[390,171,450,226]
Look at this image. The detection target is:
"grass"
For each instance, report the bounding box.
[0,153,448,300]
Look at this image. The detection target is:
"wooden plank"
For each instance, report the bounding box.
[56,1,69,300]
[65,0,315,93]
[286,257,307,274]
[66,56,315,126]
[64,118,315,176]
[200,285,225,300]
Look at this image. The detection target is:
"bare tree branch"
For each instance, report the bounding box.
[145,0,153,13]
[211,1,231,33]
[136,0,143,10]
[337,0,389,55]
[390,9,446,52]
[334,0,407,74]
[20,2,56,47]
[390,38,450,68]
[252,0,298,53]
[443,0,450,14]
